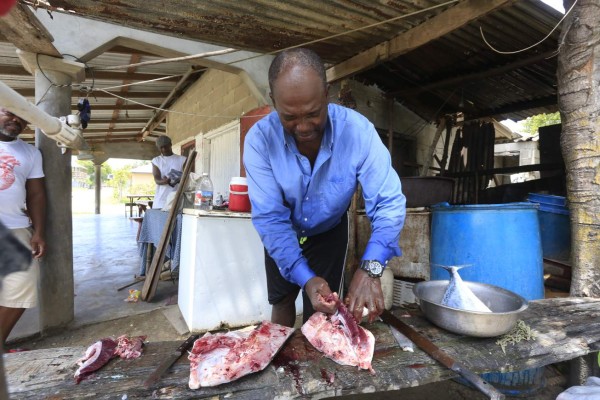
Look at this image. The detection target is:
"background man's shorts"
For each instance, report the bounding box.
[0,228,40,308]
[264,212,348,321]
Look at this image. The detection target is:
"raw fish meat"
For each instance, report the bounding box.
[301,295,375,371]
[74,335,146,383]
[439,265,492,312]
[188,321,294,389]
[74,338,118,383]
[115,335,146,359]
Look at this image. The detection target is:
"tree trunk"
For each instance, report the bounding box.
[558,0,600,297]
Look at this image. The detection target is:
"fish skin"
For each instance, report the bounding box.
[439,265,492,312]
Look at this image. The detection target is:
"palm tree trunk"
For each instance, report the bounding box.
[557,0,600,297]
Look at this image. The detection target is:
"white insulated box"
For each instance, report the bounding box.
[178,209,303,332]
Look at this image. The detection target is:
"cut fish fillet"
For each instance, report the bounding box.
[301,296,375,371]
[74,338,117,383]
[188,321,294,389]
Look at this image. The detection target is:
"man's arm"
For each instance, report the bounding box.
[152,164,170,186]
[25,177,46,258]
[346,123,406,323]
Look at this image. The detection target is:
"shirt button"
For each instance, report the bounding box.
[302,230,306,233]
[305,197,309,200]
[304,218,308,221]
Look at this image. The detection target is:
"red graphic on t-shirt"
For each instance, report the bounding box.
[0,151,21,190]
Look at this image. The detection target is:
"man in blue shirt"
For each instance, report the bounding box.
[244,48,406,327]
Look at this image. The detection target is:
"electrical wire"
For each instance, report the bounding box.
[480,0,578,55]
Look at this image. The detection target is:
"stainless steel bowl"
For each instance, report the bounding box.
[412,280,528,337]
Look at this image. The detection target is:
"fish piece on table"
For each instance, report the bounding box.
[301,295,375,372]
[74,338,118,383]
[115,335,147,359]
[188,321,294,389]
[439,265,492,312]
[74,335,147,383]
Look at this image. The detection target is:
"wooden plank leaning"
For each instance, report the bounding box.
[141,150,197,302]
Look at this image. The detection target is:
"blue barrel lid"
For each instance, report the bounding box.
[431,202,539,212]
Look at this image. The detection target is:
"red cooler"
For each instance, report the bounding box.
[229,177,251,212]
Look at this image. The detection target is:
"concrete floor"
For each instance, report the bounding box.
[9,205,183,343]
[6,205,570,399]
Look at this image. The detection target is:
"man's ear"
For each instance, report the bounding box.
[269,92,276,108]
[324,84,330,99]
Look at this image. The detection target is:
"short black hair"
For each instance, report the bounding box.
[268,48,327,93]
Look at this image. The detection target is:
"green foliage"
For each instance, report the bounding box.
[130,183,155,196]
[521,112,561,136]
[75,160,113,186]
[111,166,133,201]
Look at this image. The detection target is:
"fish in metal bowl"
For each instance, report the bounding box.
[413,266,528,337]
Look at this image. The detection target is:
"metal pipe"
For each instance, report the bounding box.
[0,80,88,150]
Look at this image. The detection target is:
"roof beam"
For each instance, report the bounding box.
[391,50,557,96]
[0,3,60,57]
[0,65,180,82]
[73,104,161,111]
[15,88,171,99]
[139,67,201,140]
[326,0,516,82]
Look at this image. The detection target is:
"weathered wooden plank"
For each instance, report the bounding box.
[5,298,600,399]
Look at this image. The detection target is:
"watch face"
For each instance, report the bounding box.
[370,261,383,275]
[361,260,383,277]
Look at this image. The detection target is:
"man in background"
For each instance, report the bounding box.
[151,135,185,210]
[0,107,46,347]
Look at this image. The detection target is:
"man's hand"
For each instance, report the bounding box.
[345,269,384,323]
[30,231,46,259]
[304,277,338,314]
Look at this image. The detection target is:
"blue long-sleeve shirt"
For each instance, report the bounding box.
[243,103,406,289]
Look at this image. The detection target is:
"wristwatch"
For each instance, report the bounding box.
[360,260,384,278]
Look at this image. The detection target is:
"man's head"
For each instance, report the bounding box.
[0,108,28,142]
[268,48,329,145]
[156,135,174,156]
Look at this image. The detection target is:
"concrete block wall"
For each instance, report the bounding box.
[329,79,443,175]
[167,69,260,146]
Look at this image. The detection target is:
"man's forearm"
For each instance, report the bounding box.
[27,192,46,237]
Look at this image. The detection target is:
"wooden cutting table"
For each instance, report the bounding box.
[5,298,600,399]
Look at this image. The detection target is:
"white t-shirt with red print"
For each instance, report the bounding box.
[0,138,44,229]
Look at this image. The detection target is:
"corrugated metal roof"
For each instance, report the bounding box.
[0,0,563,152]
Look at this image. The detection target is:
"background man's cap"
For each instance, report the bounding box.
[156,135,172,148]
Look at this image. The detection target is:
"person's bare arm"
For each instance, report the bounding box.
[25,177,46,258]
[152,164,169,185]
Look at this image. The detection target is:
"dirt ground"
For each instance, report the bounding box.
[10,310,568,400]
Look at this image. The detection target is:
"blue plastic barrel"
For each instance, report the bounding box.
[430,202,544,301]
[430,202,545,396]
[528,193,571,262]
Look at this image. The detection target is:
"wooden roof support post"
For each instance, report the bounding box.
[421,118,446,176]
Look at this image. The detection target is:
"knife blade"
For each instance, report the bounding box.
[388,324,414,352]
[143,333,199,388]
[380,310,505,400]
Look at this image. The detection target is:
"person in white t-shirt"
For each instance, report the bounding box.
[0,108,46,347]
[152,135,186,209]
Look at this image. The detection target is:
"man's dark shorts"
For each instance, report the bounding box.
[264,212,348,321]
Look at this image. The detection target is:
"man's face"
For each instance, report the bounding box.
[270,66,328,145]
[0,108,28,140]
[158,144,173,156]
